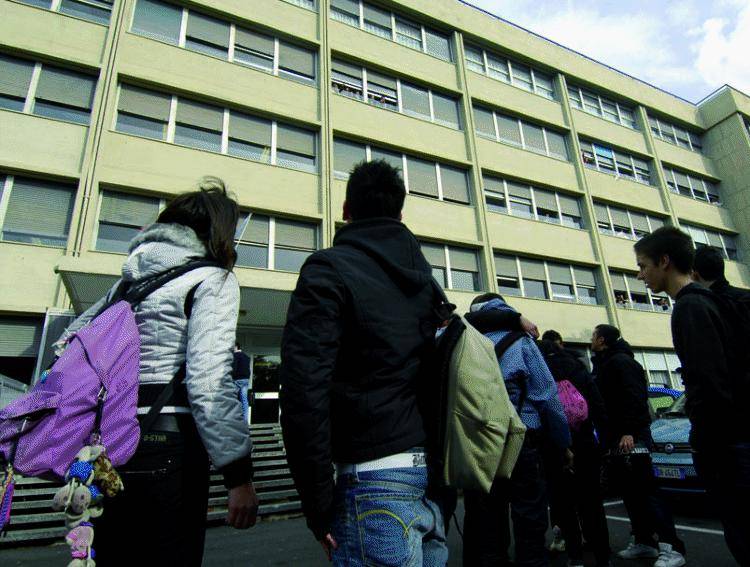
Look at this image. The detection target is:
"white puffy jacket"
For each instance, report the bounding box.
[57,223,252,475]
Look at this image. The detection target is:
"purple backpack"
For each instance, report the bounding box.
[0,262,214,481]
[557,379,589,431]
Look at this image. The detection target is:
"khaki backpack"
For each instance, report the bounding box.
[432,288,527,493]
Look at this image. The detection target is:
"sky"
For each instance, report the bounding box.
[463,0,750,103]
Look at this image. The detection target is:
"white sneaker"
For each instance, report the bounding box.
[654,543,686,567]
[617,540,659,559]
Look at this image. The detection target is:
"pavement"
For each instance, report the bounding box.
[2,497,735,566]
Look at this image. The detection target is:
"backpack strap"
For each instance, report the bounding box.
[494,331,528,412]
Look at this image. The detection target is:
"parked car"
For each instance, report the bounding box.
[648,385,682,416]
[650,394,705,494]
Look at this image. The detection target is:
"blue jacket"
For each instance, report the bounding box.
[469,299,571,450]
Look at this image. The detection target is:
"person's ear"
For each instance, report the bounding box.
[659,254,671,270]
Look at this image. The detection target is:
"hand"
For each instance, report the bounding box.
[563,448,575,474]
[226,482,259,529]
[520,316,539,339]
[320,533,339,561]
[618,435,635,453]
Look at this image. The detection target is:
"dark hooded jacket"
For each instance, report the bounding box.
[591,339,651,448]
[279,218,439,539]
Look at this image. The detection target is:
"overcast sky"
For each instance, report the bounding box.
[463,0,750,103]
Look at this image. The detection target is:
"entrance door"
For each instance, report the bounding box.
[249,354,280,424]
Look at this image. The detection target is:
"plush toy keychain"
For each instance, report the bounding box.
[52,445,124,566]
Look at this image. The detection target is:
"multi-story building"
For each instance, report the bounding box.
[2,0,749,425]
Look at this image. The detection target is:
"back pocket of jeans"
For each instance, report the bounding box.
[354,492,422,567]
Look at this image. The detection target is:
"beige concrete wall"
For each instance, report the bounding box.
[573,110,649,156]
[585,170,666,214]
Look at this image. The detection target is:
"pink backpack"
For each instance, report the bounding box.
[557,379,589,431]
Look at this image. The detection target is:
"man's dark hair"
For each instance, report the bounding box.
[633,226,694,274]
[594,324,621,347]
[693,246,725,282]
[345,159,406,221]
[542,329,563,343]
[471,292,505,306]
[235,341,241,349]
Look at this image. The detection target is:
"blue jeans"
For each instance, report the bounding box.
[330,466,448,566]
[234,379,249,424]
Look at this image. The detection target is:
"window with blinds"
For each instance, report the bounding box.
[431,92,461,129]
[406,157,438,198]
[594,201,666,240]
[331,60,364,100]
[131,0,182,44]
[116,84,171,140]
[185,12,230,58]
[96,191,161,253]
[495,253,599,304]
[439,166,470,204]
[174,98,223,152]
[17,0,113,25]
[0,316,43,360]
[234,213,318,271]
[610,270,672,312]
[363,3,392,39]
[464,43,555,99]
[234,28,274,72]
[663,166,721,205]
[333,139,367,177]
[421,242,480,291]
[276,124,317,172]
[278,43,316,84]
[0,54,34,112]
[475,106,568,160]
[649,115,702,153]
[366,71,398,110]
[567,84,636,129]
[331,0,360,26]
[33,66,97,125]
[0,176,76,248]
[228,111,272,163]
[683,223,739,261]
[580,140,652,185]
[482,174,582,228]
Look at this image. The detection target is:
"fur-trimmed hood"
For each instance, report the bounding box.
[122,223,207,281]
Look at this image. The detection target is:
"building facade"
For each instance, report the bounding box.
[2,0,750,424]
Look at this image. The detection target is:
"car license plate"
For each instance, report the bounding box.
[654,466,685,479]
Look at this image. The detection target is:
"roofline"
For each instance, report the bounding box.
[457,0,699,106]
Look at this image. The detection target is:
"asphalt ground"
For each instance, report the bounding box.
[2,497,735,566]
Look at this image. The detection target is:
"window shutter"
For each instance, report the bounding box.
[275,218,317,249]
[521,122,545,153]
[131,0,182,44]
[424,28,452,61]
[186,12,230,48]
[3,177,75,243]
[118,85,171,120]
[332,0,358,13]
[506,181,531,199]
[533,189,557,211]
[333,139,366,174]
[363,4,392,27]
[649,216,665,230]
[370,147,403,172]
[627,274,647,294]
[240,214,269,244]
[421,243,446,267]
[100,191,159,226]
[0,54,34,98]
[432,92,460,127]
[229,111,271,145]
[545,131,568,159]
[277,124,316,157]
[610,208,630,227]
[449,247,478,271]
[366,71,397,92]
[278,43,315,77]
[176,99,223,131]
[593,203,609,224]
[406,157,438,197]
[630,211,649,232]
[401,83,430,118]
[483,175,504,195]
[496,114,522,145]
[574,267,596,287]
[473,106,496,137]
[548,263,573,284]
[558,194,580,216]
[439,165,469,203]
[235,28,274,56]
[331,60,362,80]
[0,316,43,357]
[519,258,546,280]
[36,67,96,109]
[494,254,518,277]
[707,231,724,248]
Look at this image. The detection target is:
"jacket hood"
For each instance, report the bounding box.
[122,223,207,281]
[332,218,432,295]
[469,297,515,314]
[600,338,635,362]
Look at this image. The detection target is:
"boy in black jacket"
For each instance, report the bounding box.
[634,226,750,565]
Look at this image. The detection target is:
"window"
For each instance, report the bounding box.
[276,124,317,172]
[465,44,554,99]
[483,174,582,229]
[96,191,161,252]
[131,0,181,44]
[333,139,366,178]
[116,84,318,173]
[421,243,481,291]
[684,223,740,261]
[174,99,223,152]
[406,157,438,199]
[116,84,171,140]
[649,115,703,153]
[331,60,460,129]
[477,107,569,160]
[663,167,721,205]
[0,54,96,125]
[131,1,317,85]
[18,0,113,24]
[439,165,470,204]
[227,111,271,163]
[185,12,230,58]
[580,140,652,185]
[594,201,665,240]
[610,270,672,312]
[235,213,318,271]
[328,1,452,61]
[568,84,636,129]
[282,0,315,9]
[496,253,599,304]
[0,175,76,248]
